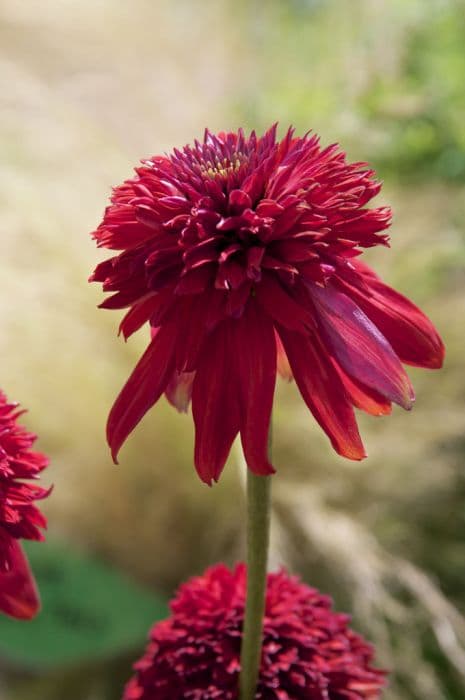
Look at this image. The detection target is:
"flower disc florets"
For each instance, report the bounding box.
[91,125,444,484]
[124,563,386,699]
[93,126,389,308]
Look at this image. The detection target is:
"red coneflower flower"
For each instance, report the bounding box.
[0,391,50,619]
[123,563,386,699]
[90,126,444,484]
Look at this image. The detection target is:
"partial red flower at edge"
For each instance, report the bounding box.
[90,125,444,484]
[0,391,50,619]
[123,563,386,699]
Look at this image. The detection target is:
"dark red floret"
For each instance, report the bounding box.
[123,563,386,699]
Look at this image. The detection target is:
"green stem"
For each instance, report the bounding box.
[239,470,272,700]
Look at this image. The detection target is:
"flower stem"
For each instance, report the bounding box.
[239,469,272,700]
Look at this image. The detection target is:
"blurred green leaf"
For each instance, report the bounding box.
[360,3,465,182]
[0,541,167,671]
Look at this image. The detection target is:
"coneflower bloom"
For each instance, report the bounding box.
[0,391,49,619]
[123,563,386,699]
[90,126,444,484]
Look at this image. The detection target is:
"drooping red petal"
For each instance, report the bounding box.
[278,327,366,460]
[232,301,276,476]
[192,323,240,484]
[173,296,214,373]
[255,273,314,332]
[99,288,145,310]
[119,294,164,340]
[0,540,40,620]
[93,221,157,250]
[339,261,445,369]
[107,322,177,462]
[335,366,392,416]
[310,283,414,410]
[175,266,214,295]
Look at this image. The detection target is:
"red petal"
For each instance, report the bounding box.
[229,189,252,213]
[173,296,211,373]
[175,266,214,295]
[192,322,240,484]
[99,289,143,310]
[135,205,164,231]
[215,258,247,290]
[270,235,319,262]
[95,222,156,250]
[255,199,284,217]
[255,273,314,332]
[279,327,366,460]
[119,294,162,340]
[232,301,276,476]
[107,322,177,461]
[311,283,414,410]
[226,282,252,318]
[340,262,445,369]
[0,541,40,620]
[336,366,392,416]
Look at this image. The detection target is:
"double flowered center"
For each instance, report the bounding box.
[198,151,246,180]
[144,148,347,299]
[180,190,280,291]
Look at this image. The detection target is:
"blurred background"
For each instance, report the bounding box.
[0,0,464,697]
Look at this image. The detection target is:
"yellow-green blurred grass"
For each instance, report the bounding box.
[0,0,248,590]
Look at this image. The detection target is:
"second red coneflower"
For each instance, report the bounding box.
[90,125,444,484]
[123,563,386,699]
[0,390,50,619]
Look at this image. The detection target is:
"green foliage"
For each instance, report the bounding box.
[361,3,465,181]
[0,541,167,671]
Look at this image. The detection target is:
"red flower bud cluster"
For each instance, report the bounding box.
[124,564,386,699]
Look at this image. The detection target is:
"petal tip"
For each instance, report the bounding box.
[247,461,276,477]
[432,341,446,369]
[344,447,367,461]
[402,385,415,411]
[13,597,41,621]
[107,428,121,465]
[195,465,215,487]
[335,436,367,461]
